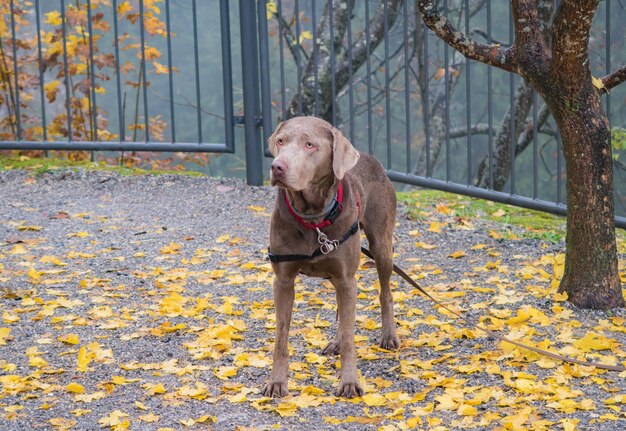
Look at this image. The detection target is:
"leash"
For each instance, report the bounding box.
[361,246,626,372]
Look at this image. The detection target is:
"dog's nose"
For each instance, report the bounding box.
[271,159,287,177]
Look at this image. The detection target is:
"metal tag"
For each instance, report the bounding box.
[316,228,339,255]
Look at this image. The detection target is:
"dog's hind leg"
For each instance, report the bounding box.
[362,206,400,351]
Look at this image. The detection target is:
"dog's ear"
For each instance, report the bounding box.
[268,121,285,157]
[332,128,360,180]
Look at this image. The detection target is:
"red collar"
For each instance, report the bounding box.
[285,181,346,230]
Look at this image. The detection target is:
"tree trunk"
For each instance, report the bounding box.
[546,86,625,308]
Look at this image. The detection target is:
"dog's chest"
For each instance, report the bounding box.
[297,262,333,279]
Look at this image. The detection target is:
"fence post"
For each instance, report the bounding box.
[239,0,264,186]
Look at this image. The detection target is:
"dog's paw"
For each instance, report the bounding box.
[335,380,364,399]
[322,340,340,356]
[379,333,401,351]
[262,381,289,398]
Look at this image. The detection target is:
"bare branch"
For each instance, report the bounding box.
[416,0,517,74]
[271,11,309,65]
[469,28,509,47]
[448,124,496,139]
[602,65,626,91]
[335,0,404,88]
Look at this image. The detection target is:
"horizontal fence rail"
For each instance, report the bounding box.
[2,0,626,227]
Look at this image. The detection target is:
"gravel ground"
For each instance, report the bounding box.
[0,169,625,431]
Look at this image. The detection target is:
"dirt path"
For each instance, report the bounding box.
[0,169,624,431]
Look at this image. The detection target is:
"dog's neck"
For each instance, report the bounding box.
[286,176,338,219]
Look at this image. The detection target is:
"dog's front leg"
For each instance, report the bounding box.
[263,274,295,398]
[333,276,364,398]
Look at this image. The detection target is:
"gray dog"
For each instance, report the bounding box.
[264,116,399,398]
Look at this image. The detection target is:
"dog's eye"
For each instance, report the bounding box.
[277,139,283,146]
[305,142,314,149]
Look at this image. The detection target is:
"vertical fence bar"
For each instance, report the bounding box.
[112,0,125,142]
[532,91,538,199]
[508,4,515,195]
[220,0,235,151]
[312,0,319,116]
[35,0,47,142]
[423,21,431,177]
[295,0,302,114]
[239,0,263,185]
[365,0,373,155]
[347,2,354,141]
[557,134,563,205]
[191,0,203,143]
[60,0,73,141]
[486,0,493,188]
[9,0,22,140]
[86,0,98,144]
[138,0,150,141]
[329,0,336,125]
[605,0,611,129]
[257,0,272,144]
[384,0,391,169]
[443,0,450,181]
[165,0,176,142]
[464,0,471,185]
[403,0,411,173]
[277,0,286,116]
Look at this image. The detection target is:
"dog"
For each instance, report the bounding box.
[263,116,398,398]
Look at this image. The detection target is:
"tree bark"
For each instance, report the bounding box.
[543,76,624,308]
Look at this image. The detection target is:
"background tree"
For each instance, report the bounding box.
[270,1,567,192]
[270,0,404,124]
[418,0,626,309]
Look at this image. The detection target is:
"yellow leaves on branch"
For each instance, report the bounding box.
[117,1,133,17]
[45,11,63,26]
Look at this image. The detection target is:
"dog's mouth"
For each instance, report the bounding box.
[271,177,297,190]
[270,177,286,188]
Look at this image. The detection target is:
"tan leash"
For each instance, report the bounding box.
[361,247,626,372]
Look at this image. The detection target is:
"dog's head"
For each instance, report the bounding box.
[268,116,360,191]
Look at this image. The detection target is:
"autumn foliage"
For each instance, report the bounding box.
[0,0,169,154]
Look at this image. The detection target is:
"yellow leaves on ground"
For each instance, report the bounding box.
[98,410,130,430]
[66,382,85,394]
[159,242,181,254]
[0,327,11,345]
[415,241,437,250]
[248,205,270,216]
[4,190,626,430]
[77,343,113,372]
[573,332,618,353]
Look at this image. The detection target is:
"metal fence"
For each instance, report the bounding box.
[1,1,626,226]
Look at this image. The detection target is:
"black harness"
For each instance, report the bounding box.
[268,220,359,263]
